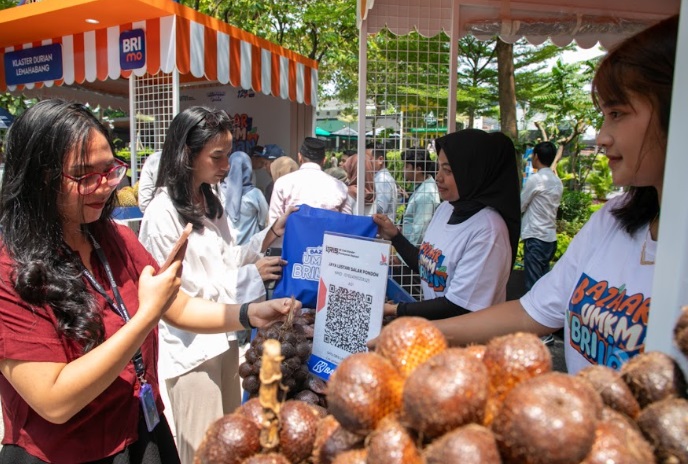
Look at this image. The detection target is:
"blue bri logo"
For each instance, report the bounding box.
[120,29,146,70]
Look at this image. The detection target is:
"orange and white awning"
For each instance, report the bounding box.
[0,0,318,106]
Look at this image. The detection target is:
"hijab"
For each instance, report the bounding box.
[224,151,254,224]
[270,156,299,182]
[342,154,375,205]
[434,129,521,267]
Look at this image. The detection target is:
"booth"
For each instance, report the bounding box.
[0,0,319,181]
[354,0,687,373]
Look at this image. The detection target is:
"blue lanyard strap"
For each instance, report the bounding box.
[80,233,147,382]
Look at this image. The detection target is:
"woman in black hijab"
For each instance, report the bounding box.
[374,128,520,319]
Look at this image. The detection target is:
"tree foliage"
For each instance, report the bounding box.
[529,58,603,188]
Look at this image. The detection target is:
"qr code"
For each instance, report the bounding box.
[323,284,372,353]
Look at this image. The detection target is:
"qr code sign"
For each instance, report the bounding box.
[323,284,372,353]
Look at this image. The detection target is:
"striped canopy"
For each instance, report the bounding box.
[0,0,318,106]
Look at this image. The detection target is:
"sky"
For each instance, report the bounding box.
[561,44,606,64]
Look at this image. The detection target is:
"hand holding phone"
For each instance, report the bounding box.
[158,223,193,273]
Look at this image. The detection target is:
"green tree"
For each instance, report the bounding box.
[528,58,602,189]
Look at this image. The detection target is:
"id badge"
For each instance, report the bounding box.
[139,382,160,432]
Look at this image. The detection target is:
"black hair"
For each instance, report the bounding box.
[156,106,232,231]
[402,148,436,177]
[533,141,557,167]
[0,99,118,352]
[592,15,677,235]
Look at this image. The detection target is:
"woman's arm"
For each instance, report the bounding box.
[260,205,297,252]
[0,263,182,424]
[373,214,420,271]
[433,299,555,346]
[162,292,300,333]
[391,233,420,272]
[386,296,471,320]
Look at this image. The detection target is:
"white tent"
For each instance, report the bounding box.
[355,0,687,373]
[331,126,359,137]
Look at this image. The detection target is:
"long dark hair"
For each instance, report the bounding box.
[0,99,118,352]
[592,15,677,234]
[156,106,232,230]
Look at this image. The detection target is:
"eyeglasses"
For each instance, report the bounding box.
[62,159,128,195]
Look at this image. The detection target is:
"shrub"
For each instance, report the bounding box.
[558,190,592,223]
[587,155,614,200]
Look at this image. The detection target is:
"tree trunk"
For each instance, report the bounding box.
[496,39,517,142]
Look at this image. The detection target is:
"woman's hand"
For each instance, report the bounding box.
[248,298,303,328]
[255,256,287,281]
[271,205,299,238]
[373,214,399,240]
[136,262,182,326]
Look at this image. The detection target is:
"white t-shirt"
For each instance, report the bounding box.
[521,194,655,374]
[418,202,511,311]
[139,187,268,379]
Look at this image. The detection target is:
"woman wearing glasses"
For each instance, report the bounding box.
[0,99,300,463]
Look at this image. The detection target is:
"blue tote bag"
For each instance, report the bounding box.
[272,205,377,308]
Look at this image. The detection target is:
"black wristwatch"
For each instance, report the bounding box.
[239,303,254,330]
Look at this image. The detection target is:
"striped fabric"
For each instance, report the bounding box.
[0,15,317,106]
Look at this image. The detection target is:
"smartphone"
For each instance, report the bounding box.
[158,223,193,272]
[265,247,282,257]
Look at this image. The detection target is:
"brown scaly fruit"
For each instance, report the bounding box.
[673,305,688,358]
[236,397,265,429]
[331,449,368,464]
[240,454,291,464]
[620,351,687,408]
[278,400,321,464]
[311,415,342,464]
[636,397,688,464]
[423,424,501,464]
[194,414,261,464]
[482,332,552,425]
[316,423,365,464]
[366,415,422,464]
[580,411,655,464]
[403,348,489,439]
[492,372,603,464]
[375,316,448,378]
[327,352,404,435]
[577,365,641,419]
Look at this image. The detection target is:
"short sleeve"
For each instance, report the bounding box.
[0,272,68,363]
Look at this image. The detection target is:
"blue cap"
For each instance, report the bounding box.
[262,144,285,160]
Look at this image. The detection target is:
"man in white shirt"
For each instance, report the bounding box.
[268,137,351,224]
[370,146,399,223]
[137,151,161,213]
[520,141,563,291]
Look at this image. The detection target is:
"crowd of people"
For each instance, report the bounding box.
[0,13,679,463]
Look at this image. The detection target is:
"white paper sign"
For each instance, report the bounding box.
[308,232,390,381]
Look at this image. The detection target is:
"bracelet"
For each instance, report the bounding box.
[270,224,282,238]
[239,303,254,330]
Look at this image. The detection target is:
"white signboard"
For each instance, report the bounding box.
[308,232,390,381]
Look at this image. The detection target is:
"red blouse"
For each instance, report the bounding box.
[0,223,164,463]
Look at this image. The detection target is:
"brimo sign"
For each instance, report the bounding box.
[120,29,146,70]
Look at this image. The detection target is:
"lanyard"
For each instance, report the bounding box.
[80,233,147,383]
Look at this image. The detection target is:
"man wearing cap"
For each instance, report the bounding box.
[268,137,351,224]
[250,145,272,199]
